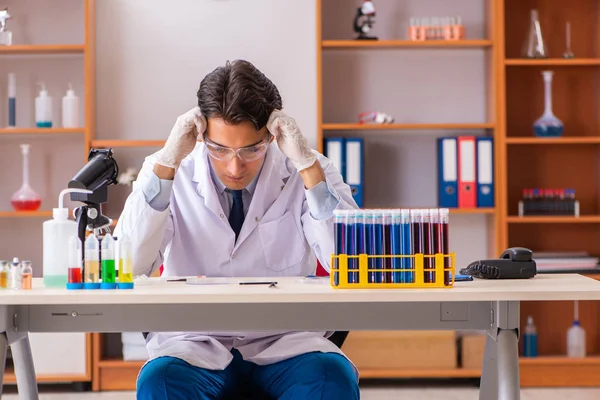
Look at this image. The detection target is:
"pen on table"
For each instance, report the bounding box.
[239,281,278,287]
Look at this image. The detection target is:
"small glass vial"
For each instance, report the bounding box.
[84,235,100,289]
[101,234,117,290]
[0,261,9,289]
[21,261,32,290]
[10,257,21,290]
[67,236,83,290]
[0,9,12,46]
[118,235,134,289]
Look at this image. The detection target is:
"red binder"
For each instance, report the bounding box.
[458,136,477,208]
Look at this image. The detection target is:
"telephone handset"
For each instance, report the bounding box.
[459,247,537,279]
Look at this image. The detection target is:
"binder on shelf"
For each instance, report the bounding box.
[437,137,458,208]
[324,137,346,180]
[457,136,477,208]
[476,137,494,208]
[345,137,364,208]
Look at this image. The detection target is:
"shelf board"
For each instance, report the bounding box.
[359,368,481,379]
[506,137,600,145]
[322,40,493,49]
[0,127,84,135]
[520,356,600,365]
[97,359,145,368]
[0,211,52,218]
[322,123,494,131]
[451,208,495,214]
[0,44,85,55]
[91,140,165,148]
[506,216,600,223]
[505,58,600,66]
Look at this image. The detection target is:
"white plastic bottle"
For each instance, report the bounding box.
[567,301,586,357]
[43,188,92,287]
[35,83,53,128]
[61,83,79,128]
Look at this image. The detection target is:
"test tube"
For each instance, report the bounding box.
[438,208,450,285]
[21,261,32,290]
[390,209,402,283]
[373,210,384,283]
[9,257,21,290]
[382,210,393,283]
[0,260,9,289]
[363,210,375,283]
[426,209,439,283]
[118,235,134,289]
[400,209,413,283]
[420,209,434,283]
[67,236,83,290]
[352,209,364,284]
[84,235,100,289]
[410,209,422,282]
[344,210,358,284]
[333,209,344,287]
[101,234,117,289]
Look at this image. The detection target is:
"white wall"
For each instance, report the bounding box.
[95,0,318,147]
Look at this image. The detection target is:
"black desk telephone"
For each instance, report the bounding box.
[459,247,537,279]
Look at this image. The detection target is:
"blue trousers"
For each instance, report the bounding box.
[137,349,359,400]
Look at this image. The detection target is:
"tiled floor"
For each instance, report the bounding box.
[3,387,600,399]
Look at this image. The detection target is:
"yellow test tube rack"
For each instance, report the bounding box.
[329,253,456,289]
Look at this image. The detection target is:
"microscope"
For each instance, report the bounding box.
[68,148,119,262]
[353,0,377,40]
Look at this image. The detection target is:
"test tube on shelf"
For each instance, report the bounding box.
[438,208,450,285]
[0,260,9,289]
[21,260,32,290]
[67,236,83,290]
[363,209,376,283]
[118,234,134,289]
[382,210,393,283]
[345,210,358,284]
[390,209,402,283]
[421,209,434,283]
[400,209,413,283]
[84,234,100,289]
[373,210,384,283]
[101,234,117,289]
[333,209,344,286]
[428,209,440,283]
[410,209,423,282]
[10,257,21,290]
[352,209,364,284]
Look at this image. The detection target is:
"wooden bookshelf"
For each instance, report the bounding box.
[0,44,85,55]
[507,216,600,224]
[506,137,600,144]
[0,128,84,135]
[90,140,165,148]
[322,123,494,131]
[505,58,600,66]
[0,211,53,218]
[322,40,493,49]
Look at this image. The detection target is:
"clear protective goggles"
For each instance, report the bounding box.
[204,134,271,162]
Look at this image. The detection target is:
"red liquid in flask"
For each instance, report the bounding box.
[68,268,82,284]
[11,198,42,211]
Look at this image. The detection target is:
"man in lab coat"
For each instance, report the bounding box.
[115,59,359,400]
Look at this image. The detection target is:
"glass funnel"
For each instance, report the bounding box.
[523,9,548,58]
[11,144,42,211]
[533,71,564,137]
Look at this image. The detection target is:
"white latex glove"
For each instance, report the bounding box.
[156,107,206,170]
[267,110,316,171]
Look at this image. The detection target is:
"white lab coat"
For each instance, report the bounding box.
[114,142,359,374]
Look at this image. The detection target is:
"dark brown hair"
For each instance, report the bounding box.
[197,60,282,131]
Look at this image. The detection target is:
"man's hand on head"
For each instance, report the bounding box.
[155,107,207,176]
[267,110,317,171]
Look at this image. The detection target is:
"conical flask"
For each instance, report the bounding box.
[533,71,564,137]
[11,144,42,211]
[523,9,548,58]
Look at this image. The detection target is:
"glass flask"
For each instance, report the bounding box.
[11,144,42,211]
[533,71,564,137]
[523,9,548,58]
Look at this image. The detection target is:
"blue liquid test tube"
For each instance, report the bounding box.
[382,210,393,283]
[363,210,376,283]
[353,209,364,284]
[333,209,344,286]
[344,210,357,284]
[400,209,412,283]
[390,209,402,283]
[373,210,384,283]
[410,209,421,283]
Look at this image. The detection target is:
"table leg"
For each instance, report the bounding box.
[479,332,497,400]
[497,329,520,400]
[10,333,39,400]
[0,333,7,397]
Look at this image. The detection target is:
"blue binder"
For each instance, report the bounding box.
[437,137,458,208]
[324,137,346,180]
[345,137,364,208]
[476,137,494,208]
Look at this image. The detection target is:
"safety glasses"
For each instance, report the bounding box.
[204,134,271,162]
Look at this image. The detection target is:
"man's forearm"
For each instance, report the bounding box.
[154,164,176,180]
[298,161,326,189]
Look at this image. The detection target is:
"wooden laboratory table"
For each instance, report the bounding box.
[2,274,600,400]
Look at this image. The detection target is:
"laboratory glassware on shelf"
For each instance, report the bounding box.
[523,9,548,58]
[533,71,564,137]
[11,144,42,211]
[563,22,574,59]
